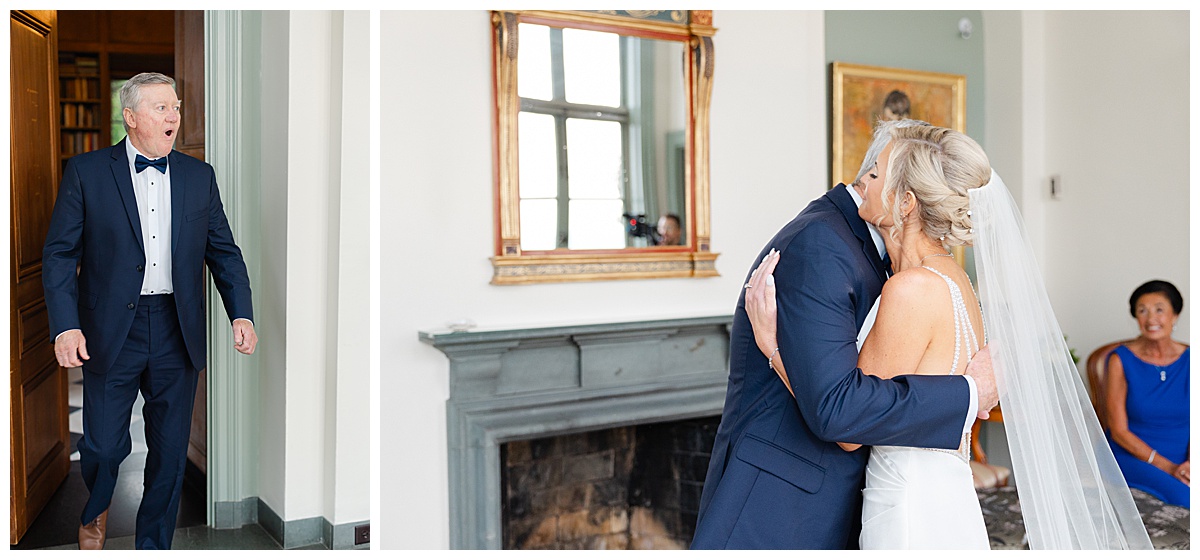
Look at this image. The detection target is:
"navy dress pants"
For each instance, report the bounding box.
[77,294,198,550]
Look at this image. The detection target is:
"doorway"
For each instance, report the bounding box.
[8,9,209,549]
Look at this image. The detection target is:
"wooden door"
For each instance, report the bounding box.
[174,10,208,475]
[10,9,71,545]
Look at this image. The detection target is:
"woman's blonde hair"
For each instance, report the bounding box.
[881,125,991,247]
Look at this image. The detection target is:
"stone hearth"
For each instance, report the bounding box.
[420,315,732,549]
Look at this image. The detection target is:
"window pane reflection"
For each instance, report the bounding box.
[566,118,622,199]
[563,28,620,107]
[517,23,552,101]
[520,199,557,251]
[518,112,558,199]
[569,199,625,250]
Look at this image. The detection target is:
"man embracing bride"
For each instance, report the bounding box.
[691,120,1151,550]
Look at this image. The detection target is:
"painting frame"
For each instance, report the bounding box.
[831,61,966,187]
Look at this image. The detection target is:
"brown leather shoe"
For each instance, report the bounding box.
[78,509,108,550]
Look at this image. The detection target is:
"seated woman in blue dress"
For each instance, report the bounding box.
[1106,280,1190,507]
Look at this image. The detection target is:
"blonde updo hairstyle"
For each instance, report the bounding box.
[881,125,991,248]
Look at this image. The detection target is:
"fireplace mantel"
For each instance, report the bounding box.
[420,315,733,549]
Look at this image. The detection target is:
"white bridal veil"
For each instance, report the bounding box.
[970,171,1152,549]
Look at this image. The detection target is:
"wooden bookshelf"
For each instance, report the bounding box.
[55,11,177,172]
[57,52,104,168]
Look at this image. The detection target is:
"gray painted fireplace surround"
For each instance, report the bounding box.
[420,315,734,549]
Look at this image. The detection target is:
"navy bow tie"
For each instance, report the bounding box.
[135,154,168,174]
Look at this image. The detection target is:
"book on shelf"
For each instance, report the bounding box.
[61,103,99,128]
[61,131,101,157]
[58,53,100,76]
[60,77,99,101]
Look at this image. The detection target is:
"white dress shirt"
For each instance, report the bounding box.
[126,140,173,295]
[846,185,979,433]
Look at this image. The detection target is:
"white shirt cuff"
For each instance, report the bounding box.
[962,374,979,433]
[232,318,253,326]
[54,329,81,343]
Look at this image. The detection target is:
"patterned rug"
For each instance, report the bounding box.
[978,486,1190,549]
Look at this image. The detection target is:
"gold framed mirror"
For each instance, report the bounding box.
[490,10,718,284]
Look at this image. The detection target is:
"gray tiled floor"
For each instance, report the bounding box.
[41,523,328,550]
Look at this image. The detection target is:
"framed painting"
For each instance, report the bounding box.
[831,62,966,186]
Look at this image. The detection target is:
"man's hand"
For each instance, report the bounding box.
[232,319,258,355]
[965,344,998,419]
[54,329,90,368]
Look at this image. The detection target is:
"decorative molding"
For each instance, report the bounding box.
[519,10,694,36]
[205,9,262,528]
[421,315,733,549]
[491,251,719,284]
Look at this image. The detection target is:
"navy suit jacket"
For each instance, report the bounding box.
[43,139,253,374]
[691,185,970,549]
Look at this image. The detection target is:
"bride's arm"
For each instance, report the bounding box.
[746,281,850,451]
[746,256,937,452]
[745,227,972,451]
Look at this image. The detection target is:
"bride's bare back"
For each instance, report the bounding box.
[858,259,984,379]
[834,257,983,453]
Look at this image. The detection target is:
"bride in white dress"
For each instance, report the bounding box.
[750,125,992,548]
[851,127,989,549]
[744,123,1151,549]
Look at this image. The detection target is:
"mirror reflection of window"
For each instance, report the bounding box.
[566,119,624,249]
[517,24,552,101]
[563,28,620,107]
[518,112,558,251]
[515,23,686,251]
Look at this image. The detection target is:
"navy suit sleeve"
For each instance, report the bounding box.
[42,159,86,341]
[201,167,254,324]
[776,222,968,449]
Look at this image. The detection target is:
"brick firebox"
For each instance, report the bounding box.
[502,416,719,549]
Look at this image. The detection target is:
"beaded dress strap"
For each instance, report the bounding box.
[921,266,981,374]
[919,265,983,464]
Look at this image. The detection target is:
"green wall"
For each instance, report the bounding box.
[825,11,987,147]
[825,11,987,283]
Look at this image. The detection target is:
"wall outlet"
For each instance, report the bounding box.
[354,524,370,546]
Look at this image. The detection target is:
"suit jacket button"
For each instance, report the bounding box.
[137,265,144,271]
[128,303,135,309]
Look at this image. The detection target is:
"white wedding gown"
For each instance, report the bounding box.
[856,267,990,550]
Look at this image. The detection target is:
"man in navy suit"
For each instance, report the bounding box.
[691,120,998,549]
[43,72,257,550]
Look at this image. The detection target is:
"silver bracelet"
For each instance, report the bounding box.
[768,347,780,371]
[1147,449,1157,464]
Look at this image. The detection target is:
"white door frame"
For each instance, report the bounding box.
[204,9,263,528]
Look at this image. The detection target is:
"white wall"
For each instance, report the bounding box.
[380,10,827,549]
[329,10,372,525]
[986,11,1190,364]
[256,9,290,518]
[1042,11,1190,358]
[283,9,334,521]
[253,10,371,527]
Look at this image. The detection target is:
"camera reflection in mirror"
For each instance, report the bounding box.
[515,23,687,251]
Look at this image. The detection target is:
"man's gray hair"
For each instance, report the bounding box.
[853,118,931,184]
[119,72,176,133]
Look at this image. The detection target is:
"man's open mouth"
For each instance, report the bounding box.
[165,130,174,137]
